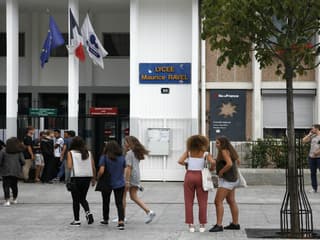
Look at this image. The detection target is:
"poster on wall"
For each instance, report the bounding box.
[209,90,246,141]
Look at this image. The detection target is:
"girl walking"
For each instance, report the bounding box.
[97,140,126,230]
[0,137,25,206]
[123,136,156,224]
[67,136,96,226]
[178,135,215,232]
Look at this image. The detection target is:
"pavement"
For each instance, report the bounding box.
[0,181,320,240]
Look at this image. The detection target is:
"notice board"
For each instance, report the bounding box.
[147,128,170,155]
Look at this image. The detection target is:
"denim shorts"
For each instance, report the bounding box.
[218,177,239,190]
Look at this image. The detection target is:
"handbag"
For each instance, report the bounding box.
[95,156,111,192]
[237,169,247,188]
[95,170,111,192]
[66,178,77,192]
[201,157,214,191]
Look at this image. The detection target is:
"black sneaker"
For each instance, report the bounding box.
[117,223,125,230]
[209,224,223,232]
[224,222,240,230]
[100,220,108,225]
[70,220,81,226]
[86,212,94,224]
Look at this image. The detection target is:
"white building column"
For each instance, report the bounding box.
[315,34,320,124]
[6,0,19,138]
[252,49,263,140]
[68,0,79,134]
[191,0,199,134]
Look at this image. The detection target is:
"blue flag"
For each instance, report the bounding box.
[40,16,65,68]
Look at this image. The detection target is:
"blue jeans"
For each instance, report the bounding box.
[308,157,320,191]
[57,159,65,179]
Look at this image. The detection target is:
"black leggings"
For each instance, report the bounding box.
[102,187,125,222]
[2,176,18,200]
[70,177,91,221]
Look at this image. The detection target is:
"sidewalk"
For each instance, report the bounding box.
[0,182,320,240]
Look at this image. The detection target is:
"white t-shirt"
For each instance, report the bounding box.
[70,150,93,177]
[54,137,64,158]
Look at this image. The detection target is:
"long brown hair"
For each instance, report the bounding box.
[5,137,25,154]
[125,136,149,160]
[69,136,89,160]
[103,140,123,160]
[216,136,238,161]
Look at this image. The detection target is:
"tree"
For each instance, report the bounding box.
[202,0,320,236]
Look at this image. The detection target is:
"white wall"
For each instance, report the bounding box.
[130,0,193,119]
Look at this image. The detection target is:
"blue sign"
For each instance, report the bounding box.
[139,63,191,84]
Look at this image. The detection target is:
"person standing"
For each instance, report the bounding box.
[53,129,64,181]
[122,136,156,224]
[178,135,215,233]
[0,137,25,206]
[97,141,126,230]
[302,124,320,193]
[22,126,35,182]
[33,131,45,182]
[67,136,96,226]
[40,130,55,183]
[209,136,240,232]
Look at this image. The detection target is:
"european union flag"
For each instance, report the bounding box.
[40,16,65,68]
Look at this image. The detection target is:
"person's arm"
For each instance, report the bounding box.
[125,165,132,187]
[90,155,96,186]
[97,165,105,179]
[27,145,34,160]
[60,144,67,161]
[218,150,233,177]
[67,151,73,170]
[302,131,314,143]
[207,154,216,171]
[178,151,188,166]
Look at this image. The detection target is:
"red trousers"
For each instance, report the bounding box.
[183,170,208,224]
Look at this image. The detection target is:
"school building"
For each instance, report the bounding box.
[1,0,319,180]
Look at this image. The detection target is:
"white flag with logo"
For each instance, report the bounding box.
[81,14,108,69]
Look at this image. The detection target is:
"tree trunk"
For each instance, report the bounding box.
[285,64,300,234]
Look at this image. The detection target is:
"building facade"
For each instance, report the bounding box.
[1,0,319,180]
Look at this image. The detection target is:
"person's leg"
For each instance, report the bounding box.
[122,187,128,217]
[78,179,91,213]
[195,172,208,225]
[35,165,41,182]
[114,187,125,223]
[309,157,317,191]
[2,176,10,200]
[101,190,112,222]
[184,172,196,225]
[22,159,32,180]
[214,187,230,226]
[225,189,239,224]
[71,190,81,221]
[10,176,18,200]
[129,186,149,214]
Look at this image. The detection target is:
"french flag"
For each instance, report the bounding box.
[69,9,85,62]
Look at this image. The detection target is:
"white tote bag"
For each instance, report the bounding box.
[201,159,214,191]
[237,169,247,188]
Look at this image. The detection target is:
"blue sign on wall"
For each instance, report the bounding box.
[139,63,191,84]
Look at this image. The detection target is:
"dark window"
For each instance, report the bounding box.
[103,33,129,56]
[50,33,68,57]
[18,93,31,115]
[0,32,25,57]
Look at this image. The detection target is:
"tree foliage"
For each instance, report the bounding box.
[201,0,320,77]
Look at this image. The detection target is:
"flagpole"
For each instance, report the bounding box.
[68,0,79,134]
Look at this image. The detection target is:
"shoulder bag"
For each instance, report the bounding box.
[201,154,214,191]
[95,156,111,192]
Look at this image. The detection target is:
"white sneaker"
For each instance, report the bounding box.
[145,210,156,224]
[309,189,317,193]
[189,225,195,233]
[12,199,18,204]
[3,201,10,207]
[199,225,206,233]
[112,217,127,223]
